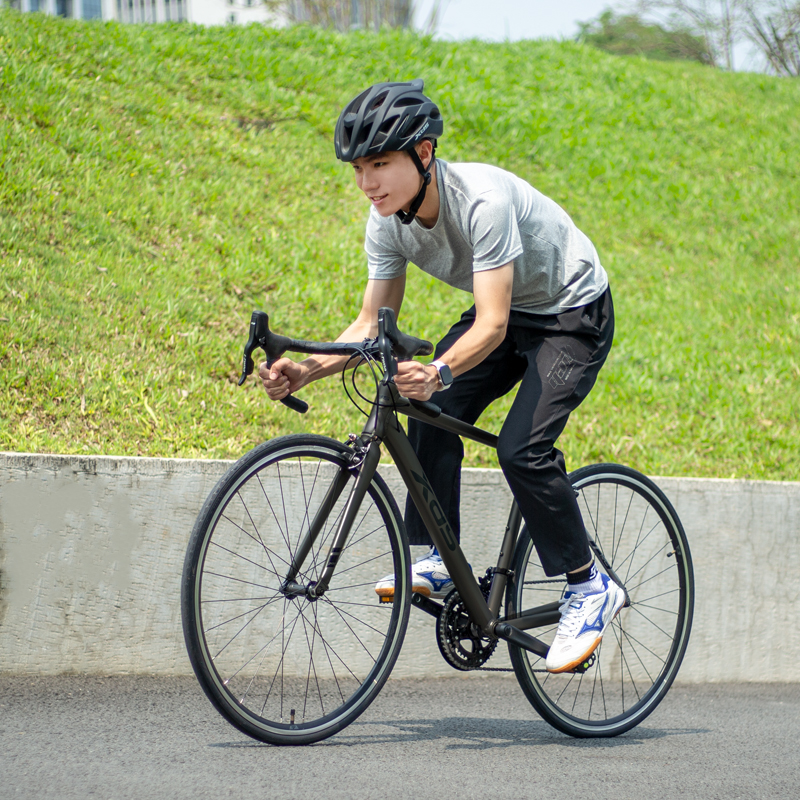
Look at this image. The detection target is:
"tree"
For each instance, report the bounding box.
[741,0,800,75]
[631,0,741,70]
[577,9,716,63]
[632,0,800,74]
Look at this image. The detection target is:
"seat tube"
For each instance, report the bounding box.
[486,502,522,616]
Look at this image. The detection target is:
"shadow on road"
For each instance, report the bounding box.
[209,716,710,750]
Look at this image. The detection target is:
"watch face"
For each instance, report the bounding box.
[438,363,453,386]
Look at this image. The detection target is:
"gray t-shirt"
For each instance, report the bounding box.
[365,160,608,314]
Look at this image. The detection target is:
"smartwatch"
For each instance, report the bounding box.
[431,360,453,391]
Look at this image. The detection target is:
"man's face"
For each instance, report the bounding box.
[350,150,421,217]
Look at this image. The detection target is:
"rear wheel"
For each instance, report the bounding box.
[507,464,693,737]
[181,434,410,745]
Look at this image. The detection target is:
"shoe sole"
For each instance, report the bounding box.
[374,584,443,600]
[546,588,626,674]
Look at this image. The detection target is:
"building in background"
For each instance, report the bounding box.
[5,0,278,26]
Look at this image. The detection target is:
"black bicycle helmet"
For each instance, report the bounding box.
[335,79,443,225]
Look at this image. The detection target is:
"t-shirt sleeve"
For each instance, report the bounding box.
[365,209,408,280]
[468,191,524,271]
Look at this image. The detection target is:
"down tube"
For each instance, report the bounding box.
[382,417,493,631]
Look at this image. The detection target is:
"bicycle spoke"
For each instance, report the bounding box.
[255,473,292,555]
[308,503,373,578]
[299,606,325,722]
[202,595,274,603]
[211,597,273,661]
[312,602,348,707]
[610,517,663,581]
[295,605,367,685]
[628,604,677,641]
[617,622,668,665]
[220,512,291,571]
[508,468,692,736]
[324,580,390,593]
[209,538,281,579]
[276,460,292,557]
[626,561,678,595]
[613,621,641,705]
[326,548,394,578]
[235,490,279,578]
[321,596,389,643]
[203,570,276,592]
[570,671,585,714]
[611,488,635,567]
[618,623,656,684]
[624,539,673,587]
[632,586,681,606]
[633,601,679,616]
[258,604,305,718]
[204,595,282,634]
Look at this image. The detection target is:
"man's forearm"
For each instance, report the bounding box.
[438,318,507,377]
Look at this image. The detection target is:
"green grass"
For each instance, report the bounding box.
[1,10,799,479]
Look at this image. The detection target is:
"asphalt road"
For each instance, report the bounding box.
[2,675,798,800]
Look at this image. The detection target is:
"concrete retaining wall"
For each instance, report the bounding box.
[1,451,798,681]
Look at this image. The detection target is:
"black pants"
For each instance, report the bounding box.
[404,287,614,577]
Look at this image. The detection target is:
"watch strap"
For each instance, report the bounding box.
[431,360,453,390]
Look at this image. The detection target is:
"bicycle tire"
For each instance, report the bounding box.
[181,434,411,745]
[506,463,694,737]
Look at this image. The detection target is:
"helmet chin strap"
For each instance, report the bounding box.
[396,146,435,226]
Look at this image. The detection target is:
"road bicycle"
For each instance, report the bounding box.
[181,308,694,745]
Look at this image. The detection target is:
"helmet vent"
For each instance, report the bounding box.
[334,79,443,162]
[370,93,388,110]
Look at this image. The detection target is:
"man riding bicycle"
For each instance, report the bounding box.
[261,79,624,674]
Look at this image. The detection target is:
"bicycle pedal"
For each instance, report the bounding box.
[378,596,394,604]
[570,653,597,674]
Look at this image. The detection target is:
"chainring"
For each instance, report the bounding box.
[436,588,497,671]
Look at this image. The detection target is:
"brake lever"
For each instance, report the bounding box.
[238,313,261,386]
[238,311,308,414]
[376,307,398,381]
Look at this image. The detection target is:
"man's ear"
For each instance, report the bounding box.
[415,139,434,170]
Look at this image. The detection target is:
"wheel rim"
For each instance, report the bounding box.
[514,470,692,732]
[191,444,407,737]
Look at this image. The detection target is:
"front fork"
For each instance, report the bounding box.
[281,437,380,600]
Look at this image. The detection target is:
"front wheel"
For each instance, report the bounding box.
[507,464,694,737]
[181,434,411,745]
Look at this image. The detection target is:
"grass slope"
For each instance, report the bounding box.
[1,10,799,478]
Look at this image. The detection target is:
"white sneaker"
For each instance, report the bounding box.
[545,573,626,674]
[375,547,454,601]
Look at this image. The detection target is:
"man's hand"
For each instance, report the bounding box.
[259,358,309,401]
[394,360,440,401]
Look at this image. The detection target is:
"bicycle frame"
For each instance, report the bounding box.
[184,306,693,744]
[282,377,557,660]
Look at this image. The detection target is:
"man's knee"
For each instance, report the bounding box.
[497,433,553,478]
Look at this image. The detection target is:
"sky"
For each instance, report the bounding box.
[414,0,618,42]
[412,0,760,71]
